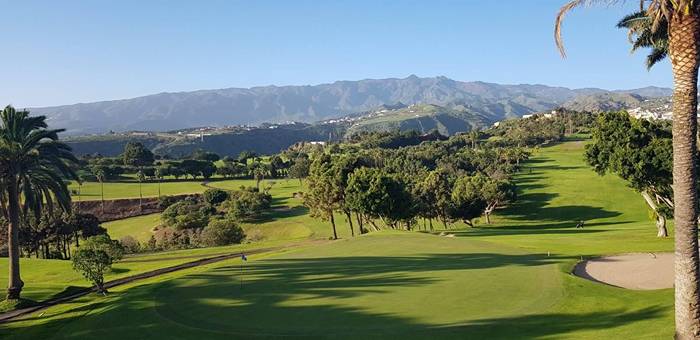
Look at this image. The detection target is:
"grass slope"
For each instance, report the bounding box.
[0,140,675,338]
[457,140,673,256]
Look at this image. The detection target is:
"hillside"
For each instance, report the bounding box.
[562,92,647,112]
[343,103,490,136]
[65,103,493,156]
[32,76,671,135]
[66,123,339,157]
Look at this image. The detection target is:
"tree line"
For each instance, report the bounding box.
[303,132,529,238]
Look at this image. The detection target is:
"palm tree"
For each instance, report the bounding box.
[92,167,106,213]
[0,105,78,300]
[75,174,83,214]
[617,10,668,69]
[467,129,481,149]
[136,170,146,212]
[556,1,700,337]
[154,167,162,199]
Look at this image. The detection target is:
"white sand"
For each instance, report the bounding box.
[573,253,673,290]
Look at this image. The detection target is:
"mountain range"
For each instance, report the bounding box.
[30,75,672,135]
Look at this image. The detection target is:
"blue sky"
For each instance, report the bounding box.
[0,0,672,107]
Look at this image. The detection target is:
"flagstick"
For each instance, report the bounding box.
[240,262,243,289]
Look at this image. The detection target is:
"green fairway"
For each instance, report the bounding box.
[0,240,294,305]
[102,213,161,242]
[0,141,675,338]
[100,179,349,245]
[455,140,673,256]
[0,232,672,339]
[70,178,267,201]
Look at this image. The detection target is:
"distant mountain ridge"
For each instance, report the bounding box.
[31,75,672,135]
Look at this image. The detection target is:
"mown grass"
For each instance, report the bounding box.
[0,140,676,338]
[0,239,296,307]
[69,178,266,201]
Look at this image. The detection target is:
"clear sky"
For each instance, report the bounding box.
[0,0,672,107]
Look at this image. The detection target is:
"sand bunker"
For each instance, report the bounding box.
[573,253,673,290]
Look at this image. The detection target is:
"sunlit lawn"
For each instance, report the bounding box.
[1,141,676,338]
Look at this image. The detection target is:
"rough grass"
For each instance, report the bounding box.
[0,141,675,338]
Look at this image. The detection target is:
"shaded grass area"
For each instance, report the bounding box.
[0,240,294,308]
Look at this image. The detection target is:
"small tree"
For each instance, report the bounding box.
[122,142,154,167]
[288,157,311,185]
[72,235,123,294]
[202,218,246,246]
[72,248,112,294]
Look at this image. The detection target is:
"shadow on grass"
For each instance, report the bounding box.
[250,205,309,223]
[3,254,668,339]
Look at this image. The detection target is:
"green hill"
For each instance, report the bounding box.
[345,103,490,136]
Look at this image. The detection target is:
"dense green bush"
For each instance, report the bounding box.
[161,199,211,230]
[202,218,246,246]
[203,188,229,206]
[223,189,272,220]
[153,227,203,250]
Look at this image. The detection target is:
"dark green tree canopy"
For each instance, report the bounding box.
[122,142,154,167]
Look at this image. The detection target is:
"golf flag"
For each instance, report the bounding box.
[241,254,247,261]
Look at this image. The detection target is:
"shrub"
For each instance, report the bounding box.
[119,236,141,254]
[222,189,272,220]
[154,227,204,250]
[158,195,180,209]
[203,188,229,206]
[146,235,157,251]
[161,199,210,230]
[202,218,245,246]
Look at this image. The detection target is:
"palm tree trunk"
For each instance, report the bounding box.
[6,177,23,300]
[669,12,700,339]
[100,181,105,214]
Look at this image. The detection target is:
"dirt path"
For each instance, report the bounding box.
[573,252,673,290]
[0,240,328,323]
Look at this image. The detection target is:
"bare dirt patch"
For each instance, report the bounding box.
[573,252,673,290]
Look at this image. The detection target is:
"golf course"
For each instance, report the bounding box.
[0,140,675,339]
